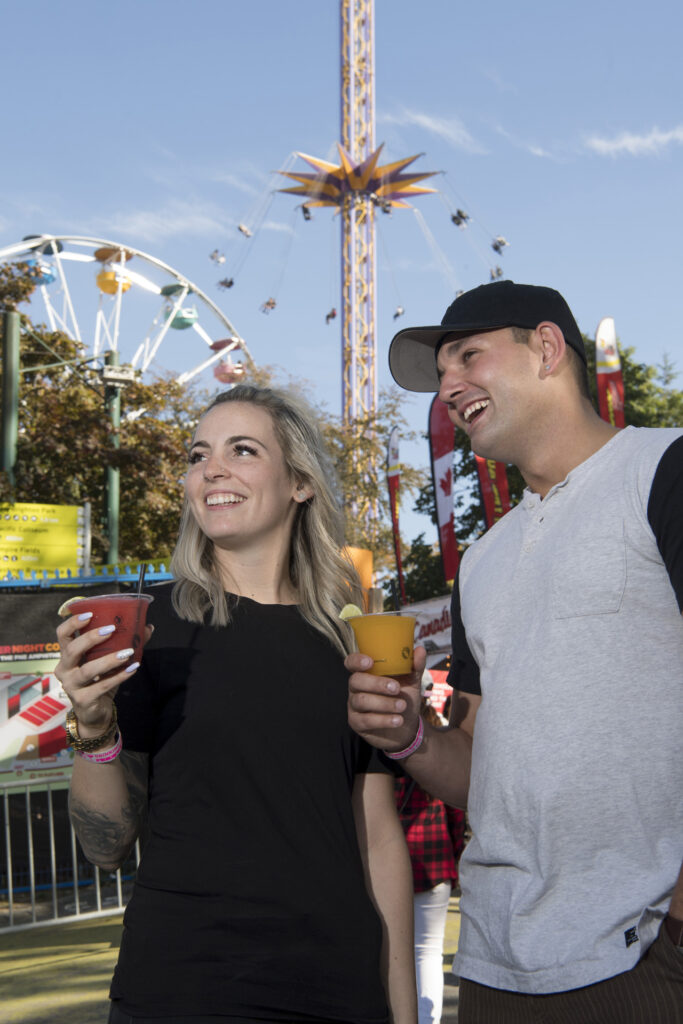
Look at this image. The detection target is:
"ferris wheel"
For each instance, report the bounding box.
[0,234,254,386]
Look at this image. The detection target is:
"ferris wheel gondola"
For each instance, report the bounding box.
[0,234,255,386]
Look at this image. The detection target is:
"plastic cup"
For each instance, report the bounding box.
[65,593,153,665]
[348,612,416,677]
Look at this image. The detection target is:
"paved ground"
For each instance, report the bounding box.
[0,915,123,1024]
[442,898,462,1022]
[0,899,461,1023]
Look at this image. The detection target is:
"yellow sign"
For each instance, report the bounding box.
[0,502,89,570]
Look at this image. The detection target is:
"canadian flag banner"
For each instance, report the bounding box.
[386,426,407,605]
[595,317,625,428]
[428,397,460,584]
[474,455,512,530]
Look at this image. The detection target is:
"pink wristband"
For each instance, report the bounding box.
[76,731,123,764]
[385,717,425,760]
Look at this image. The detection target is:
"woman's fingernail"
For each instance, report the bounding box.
[115,648,135,660]
[78,612,94,621]
[98,625,116,636]
[386,680,399,694]
[124,661,140,673]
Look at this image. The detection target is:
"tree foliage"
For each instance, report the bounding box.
[321,390,424,571]
[0,265,208,563]
[396,532,446,605]
[240,363,426,573]
[0,266,427,569]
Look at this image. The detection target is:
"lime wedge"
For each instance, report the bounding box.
[57,596,85,617]
[339,603,363,620]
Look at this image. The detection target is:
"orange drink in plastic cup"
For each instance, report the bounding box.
[63,593,153,665]
[348,612,416,677]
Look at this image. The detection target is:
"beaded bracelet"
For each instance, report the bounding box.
[76,731,123,764]
[384,717,425,760]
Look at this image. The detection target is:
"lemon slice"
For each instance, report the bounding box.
[57,596,85,617]
[339,603,363,620]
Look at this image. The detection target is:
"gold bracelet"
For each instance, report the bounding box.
[65,705,118,752]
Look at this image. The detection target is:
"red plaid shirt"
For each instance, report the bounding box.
[395,776,466,893]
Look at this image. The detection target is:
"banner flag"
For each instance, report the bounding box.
[595,317,625,428]
[474,455,512,530]
[428,397,460,584]
[386,426,407,605]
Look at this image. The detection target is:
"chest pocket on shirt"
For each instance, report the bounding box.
[551,516,627,619]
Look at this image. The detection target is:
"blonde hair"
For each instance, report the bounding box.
[170,384,363,655]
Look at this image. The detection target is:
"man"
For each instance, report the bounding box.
[347,280,683,1022]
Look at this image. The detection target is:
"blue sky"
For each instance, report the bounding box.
[2,0,682,549]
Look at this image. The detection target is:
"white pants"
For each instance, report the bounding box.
[413,882,452,1024]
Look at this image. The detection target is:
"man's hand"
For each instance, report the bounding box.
[347,645,426,752]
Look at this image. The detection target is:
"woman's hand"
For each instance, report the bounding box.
[55,611,153,736]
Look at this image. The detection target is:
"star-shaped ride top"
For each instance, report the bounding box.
[278,143,437,209]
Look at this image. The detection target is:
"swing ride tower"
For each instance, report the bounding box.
[340,0,377,427]
[279,0,437,429]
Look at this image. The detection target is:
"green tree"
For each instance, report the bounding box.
[397,532,447,605]
[244,361,426,573]
[322,390,425,572]
[1,266,427,570]
[0,265,207,563]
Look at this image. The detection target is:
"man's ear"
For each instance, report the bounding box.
[532,321,567,376]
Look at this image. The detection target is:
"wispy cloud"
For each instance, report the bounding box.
[528,145,555,159]
[261,219,295,235]
[211,172,263,196]
[481,69,517,95]
[494,125,558,161]
[92,199,232,244]
[584,125,683,157]
[380,109,487,154]
[142,151,272,198]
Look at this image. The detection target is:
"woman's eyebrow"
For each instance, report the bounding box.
[189,434,267,450]
[226,434,266,448]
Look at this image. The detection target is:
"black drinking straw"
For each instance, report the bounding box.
[136,562,146,597]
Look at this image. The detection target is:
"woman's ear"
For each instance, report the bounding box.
[294,483,314,503]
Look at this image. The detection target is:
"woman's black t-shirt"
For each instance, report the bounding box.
[111,583,390,1023]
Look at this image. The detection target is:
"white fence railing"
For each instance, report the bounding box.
[1,777,139,933]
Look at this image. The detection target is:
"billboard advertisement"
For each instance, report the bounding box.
[0,501,90,572]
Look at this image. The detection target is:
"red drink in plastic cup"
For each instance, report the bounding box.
[65,593,153,665]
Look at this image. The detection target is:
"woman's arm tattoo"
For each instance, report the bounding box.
[69,751,149,869]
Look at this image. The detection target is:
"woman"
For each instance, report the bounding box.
[56,384,416,1024]
[395,698,465,1024]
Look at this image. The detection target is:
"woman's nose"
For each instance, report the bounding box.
[203,454,229,479]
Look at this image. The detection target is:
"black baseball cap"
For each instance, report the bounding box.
[388,280,587,392]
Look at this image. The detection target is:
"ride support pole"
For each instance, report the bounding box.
[104,350,120,565]
[1,310,20,488]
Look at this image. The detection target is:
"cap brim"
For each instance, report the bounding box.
[390,324,489,392]
[389,325,448,392]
